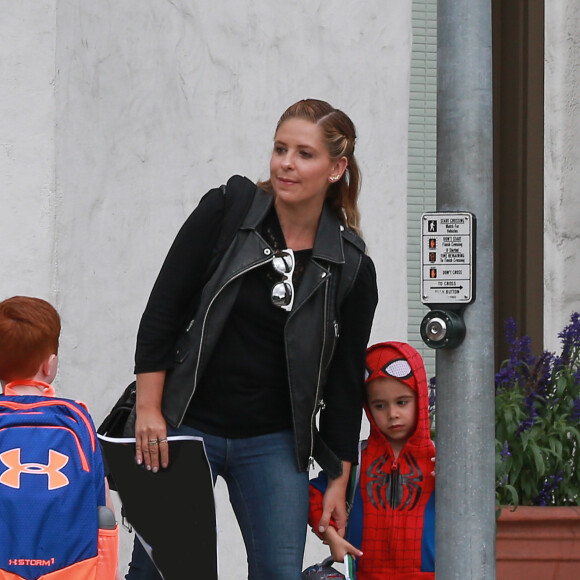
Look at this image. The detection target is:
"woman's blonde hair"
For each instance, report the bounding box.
[259,99,362,234]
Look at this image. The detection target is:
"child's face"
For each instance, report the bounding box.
[367,376,418,452]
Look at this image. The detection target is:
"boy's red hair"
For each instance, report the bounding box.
[0,296,61,381]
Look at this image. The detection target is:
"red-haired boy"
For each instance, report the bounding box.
[0,296,119,580]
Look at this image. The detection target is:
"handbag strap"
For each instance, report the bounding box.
[201,177,256,287]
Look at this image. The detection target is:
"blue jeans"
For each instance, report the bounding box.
[125,427,309,580]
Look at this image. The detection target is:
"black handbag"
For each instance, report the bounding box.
[97,381,137,493]
[97,381,137,438]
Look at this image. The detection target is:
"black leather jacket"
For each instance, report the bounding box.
[159,181,376,477]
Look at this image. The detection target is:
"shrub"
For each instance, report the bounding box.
[495,313,580,507]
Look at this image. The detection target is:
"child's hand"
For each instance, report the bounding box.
[431,456,436,477]
[322,525,363,562]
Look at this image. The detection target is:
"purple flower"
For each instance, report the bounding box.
[495,365,516,391]
[558,312,580,365]
[428,376,436,416]
[534,472,564,506]
[570,398,580,423]
[528,351,554,398]
[495,318,536,392]
[514,405,537,435]
[504,317,518,344]
[500,440,511,461]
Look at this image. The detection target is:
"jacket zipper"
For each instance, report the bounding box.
[325,320,340,370]
[390,460,399,509]
[176,251,274,427]
[309,277,330,462]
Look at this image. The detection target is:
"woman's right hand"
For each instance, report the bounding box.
[134,371,169,472]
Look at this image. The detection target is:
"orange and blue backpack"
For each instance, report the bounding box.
[0,381,118,580]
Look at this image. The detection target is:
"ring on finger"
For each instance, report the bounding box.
[158,437,168,444]
[148,438,159,446]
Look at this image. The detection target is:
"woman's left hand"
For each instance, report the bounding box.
[318,461,351,538]
[320,526,363,562]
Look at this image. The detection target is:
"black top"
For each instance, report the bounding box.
[135,187,378,459]
[184,207,310,436]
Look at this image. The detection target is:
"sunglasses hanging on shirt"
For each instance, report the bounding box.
[270,249,295,312]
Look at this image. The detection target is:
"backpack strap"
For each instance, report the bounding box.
[3,380,56,397]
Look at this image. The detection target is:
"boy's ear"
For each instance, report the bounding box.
[39,354,58,383]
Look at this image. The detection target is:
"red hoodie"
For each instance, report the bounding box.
[309,341,435,579]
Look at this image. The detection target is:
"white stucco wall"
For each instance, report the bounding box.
[0,1,412,576]
[544,1,580,352]
[0,2,57,297]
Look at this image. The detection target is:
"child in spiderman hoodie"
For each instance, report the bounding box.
[308,341,435,580]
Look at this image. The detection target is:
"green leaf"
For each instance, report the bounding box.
[531,444,545,475]
[502,484,519,508]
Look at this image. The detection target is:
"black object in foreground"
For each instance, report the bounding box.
[99,435,217,580]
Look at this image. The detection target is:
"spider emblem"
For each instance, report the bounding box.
[366,452,423,511]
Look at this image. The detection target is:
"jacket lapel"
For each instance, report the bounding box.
[291,204,344,313]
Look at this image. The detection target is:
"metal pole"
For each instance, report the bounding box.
[435,1,495,579]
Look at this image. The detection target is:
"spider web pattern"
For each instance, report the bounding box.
[358,447,435,577]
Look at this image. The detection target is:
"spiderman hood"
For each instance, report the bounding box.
[364,341,434,457]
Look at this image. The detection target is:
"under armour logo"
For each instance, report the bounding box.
[0,448,69,490]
